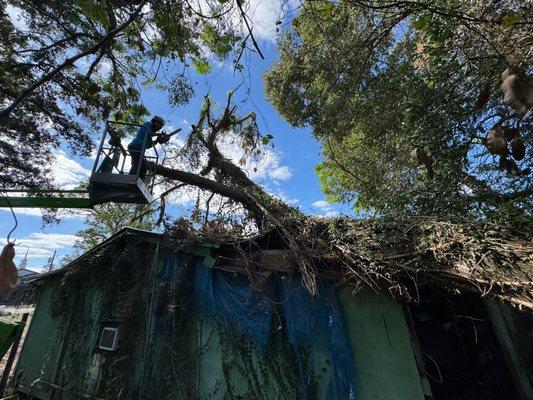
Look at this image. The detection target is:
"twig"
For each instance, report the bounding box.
[236,0,265,59]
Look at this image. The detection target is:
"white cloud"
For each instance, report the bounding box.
[246,0,283,41]
[311,200,329,209]
[311,199,339,217]
[6,5,27,30]
[248,0,301,41]
[192,0,297,44]
[0,233,78,261]
[216,136,292,183]
[0,150,90,219]
[52,150,91,188]
[269,165,292,181]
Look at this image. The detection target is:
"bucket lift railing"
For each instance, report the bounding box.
[94,121,160,189]
[93,121,159,177]
[89,121,160,205]
[0,121,162,209]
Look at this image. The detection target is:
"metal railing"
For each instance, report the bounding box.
[92,121,160,192]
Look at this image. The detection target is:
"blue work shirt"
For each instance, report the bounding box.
[128,121,154,150]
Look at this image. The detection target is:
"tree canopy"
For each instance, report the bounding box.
[2,0,531,299]
[265,0,532,219]
[68,203,155,257]
[0,0,256,189]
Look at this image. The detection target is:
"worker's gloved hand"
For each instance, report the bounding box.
[157,133,170,144]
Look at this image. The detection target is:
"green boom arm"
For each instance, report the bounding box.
[0,190,93,209]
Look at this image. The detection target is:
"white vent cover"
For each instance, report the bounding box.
[99,327,119,351]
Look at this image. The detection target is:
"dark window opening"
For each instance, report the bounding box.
[408,291,520,400]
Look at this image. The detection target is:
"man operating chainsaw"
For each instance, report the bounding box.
[128,116,174,179]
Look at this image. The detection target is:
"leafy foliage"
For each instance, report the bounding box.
[0,0,251,190]
[71,203,155,255]
[265,0,533,219]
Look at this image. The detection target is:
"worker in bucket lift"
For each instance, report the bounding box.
[128,116,170,179]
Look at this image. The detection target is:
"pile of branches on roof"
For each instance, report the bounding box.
[150,91,532,309]
[164,216,533,310]
[303,216,532,309]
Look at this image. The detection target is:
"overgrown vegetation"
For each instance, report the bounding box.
[0,0,257,190]
[265,0,532,218]
[47,238,326,399]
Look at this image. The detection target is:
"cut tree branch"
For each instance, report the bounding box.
[147,162,266,223]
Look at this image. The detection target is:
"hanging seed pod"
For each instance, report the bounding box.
[485,127,508,156]
[511,137,525,161]
[504,158,522,176]
[500,156,529,176]
[410,147,434,178]
[501,126,519,141]
[475,84,491,111]
[501,68,533,115]
[410,147,432,165]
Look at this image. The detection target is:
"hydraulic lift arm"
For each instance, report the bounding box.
[0,120,177,210]
[0,190,93,209]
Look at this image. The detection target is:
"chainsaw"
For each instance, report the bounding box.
[157,128,182,144]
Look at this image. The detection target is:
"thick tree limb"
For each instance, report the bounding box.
[148,162,266,223]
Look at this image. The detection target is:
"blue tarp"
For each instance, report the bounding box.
[195,261,273,347]
[192,257,357,399]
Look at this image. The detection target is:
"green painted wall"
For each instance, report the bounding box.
[339,289,427,400]
[13,259,428,399]
[15,279,65,399]
[14,248,502,400]
[194,289,428,400]
[15,276,106,399]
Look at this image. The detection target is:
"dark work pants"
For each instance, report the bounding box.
[98,148,121,173]
[129,149,147,179]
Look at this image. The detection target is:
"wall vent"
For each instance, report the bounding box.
[99,327,119,351]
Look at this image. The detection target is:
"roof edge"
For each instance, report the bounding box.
[27,227,163,283]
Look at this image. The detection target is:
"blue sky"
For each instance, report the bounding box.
[0,4,352,271]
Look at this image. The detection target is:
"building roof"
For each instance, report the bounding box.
[17,268,38,277]
[28,228,163,283]
[27,220,533,309]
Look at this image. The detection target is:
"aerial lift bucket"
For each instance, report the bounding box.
[88,121,159,206]
[0,121,160,210]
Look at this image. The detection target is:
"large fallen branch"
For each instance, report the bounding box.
[149,162,268,224]
[149,93,532,304]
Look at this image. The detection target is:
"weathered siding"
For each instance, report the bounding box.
[339,289,427,400]
[11,245,529,400]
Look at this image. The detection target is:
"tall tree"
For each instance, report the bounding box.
[0,0,260,190]
[70,203,155,255]
[265,0,532,219]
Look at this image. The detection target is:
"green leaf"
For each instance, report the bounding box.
[200,24,235,59]
[191,58,212,75]
[261,134,274,145]
[412,17,429,31]
[502,13,520,27]
[76,0,109,28]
